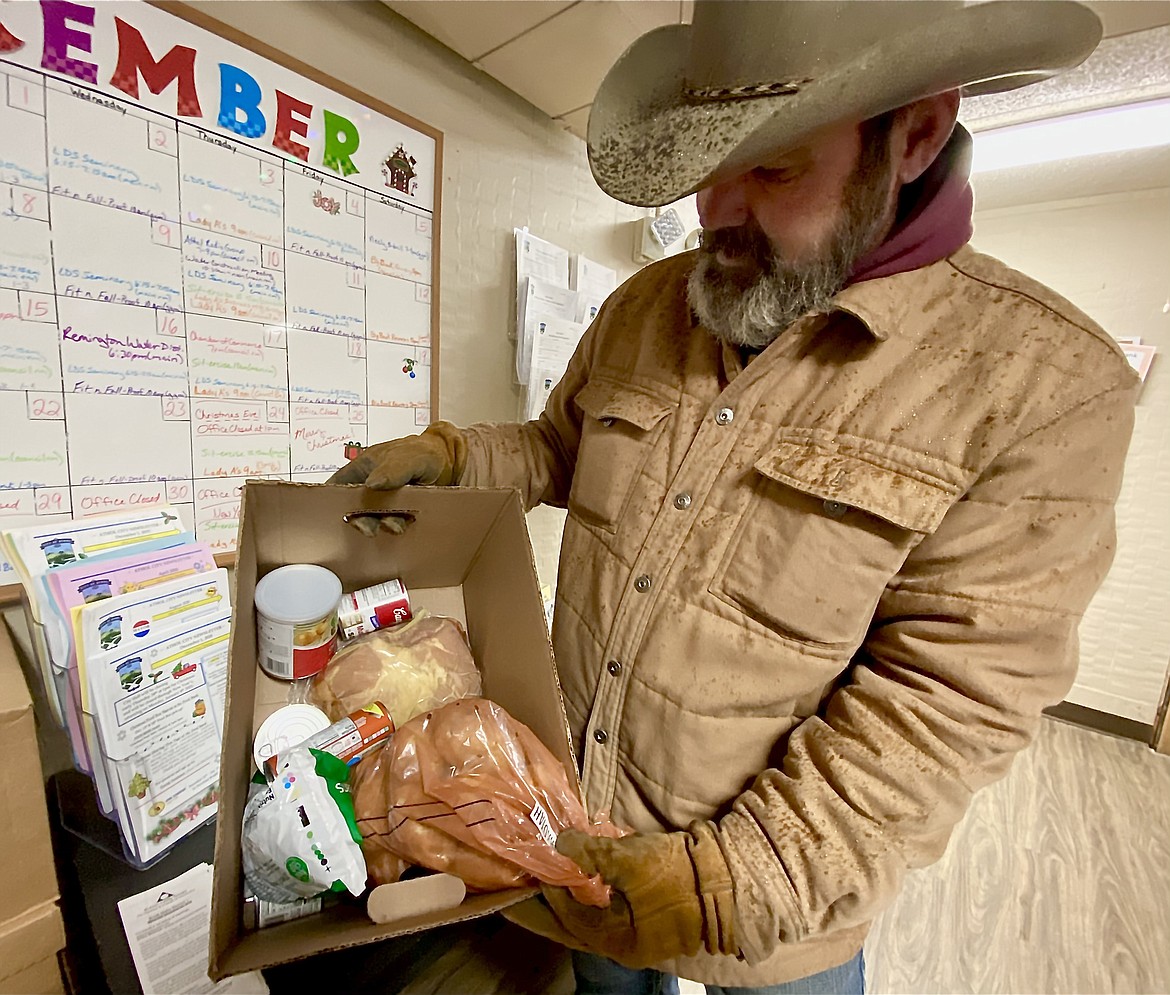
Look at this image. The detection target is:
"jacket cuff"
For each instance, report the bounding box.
[687,821,738,957]
[715,810,808,965]
[423,421,468,484]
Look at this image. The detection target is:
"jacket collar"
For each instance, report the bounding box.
[825,252,958,342]
[714,248,962,376]
[827,280,903,342]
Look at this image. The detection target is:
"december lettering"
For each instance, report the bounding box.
[1,1,362,177]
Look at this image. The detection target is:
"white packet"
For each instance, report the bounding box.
[242,747,367,903]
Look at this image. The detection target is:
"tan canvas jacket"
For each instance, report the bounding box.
[464,246,1138,987]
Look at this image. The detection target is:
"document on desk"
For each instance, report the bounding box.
[119,863,268,995]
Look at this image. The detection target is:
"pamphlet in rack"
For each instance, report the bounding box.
[1,511,231,868]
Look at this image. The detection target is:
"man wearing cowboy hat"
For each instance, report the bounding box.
[333,1,1139,991]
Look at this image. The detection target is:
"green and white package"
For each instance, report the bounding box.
[242,747,367,903]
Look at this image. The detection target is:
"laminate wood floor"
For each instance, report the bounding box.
[863,718,1170,995]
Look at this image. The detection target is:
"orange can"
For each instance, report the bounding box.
[264,701,394,778]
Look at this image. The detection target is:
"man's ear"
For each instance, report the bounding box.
[893,90,961,185]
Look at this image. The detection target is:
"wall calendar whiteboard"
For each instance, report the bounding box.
[0,0,441,581]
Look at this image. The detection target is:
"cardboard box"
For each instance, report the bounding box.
[209,482,576,979]
[0,622,60,928]
[0,901,65,994]
[0,955,64,995]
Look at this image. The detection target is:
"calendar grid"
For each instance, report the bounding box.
[1,43,437,563]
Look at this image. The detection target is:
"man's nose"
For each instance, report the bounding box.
[696,174,751,229]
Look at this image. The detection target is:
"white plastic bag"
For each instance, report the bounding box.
[242,747,367,903]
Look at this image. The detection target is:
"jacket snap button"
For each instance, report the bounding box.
[601,417,614,427]
[634,574,652,592]
[607,660,622,676]
[674,492,692,510]
[715,407,734,426]
[593,729,608,744]
[823,500,848,518]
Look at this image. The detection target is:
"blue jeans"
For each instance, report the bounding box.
[571,949,864,995]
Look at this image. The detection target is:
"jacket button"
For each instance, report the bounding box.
[593,729,608,744]
[673,492,692,510]
[823,500,848,518]
[634,574,652,592]
[600,417,614,427]
[607,660,622,676]
[715,407,734,426]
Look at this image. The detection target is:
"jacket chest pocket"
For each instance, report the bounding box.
[569,378,676,532]
[709,436,958,647]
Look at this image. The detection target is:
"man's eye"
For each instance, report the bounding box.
[751,166,794,184]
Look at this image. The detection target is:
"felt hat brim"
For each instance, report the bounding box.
[587,1,1102,207]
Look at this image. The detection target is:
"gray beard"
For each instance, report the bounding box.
[686,158,895,350]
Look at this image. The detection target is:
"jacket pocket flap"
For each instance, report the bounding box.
[755,440,959,533]
[574,379,677,431]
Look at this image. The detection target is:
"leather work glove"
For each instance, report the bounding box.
[533,822,739,969]
[327,421,467,491]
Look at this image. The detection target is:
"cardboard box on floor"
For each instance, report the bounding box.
[0,621,65,994]
[0,902,65,995]
[209,481,576,980]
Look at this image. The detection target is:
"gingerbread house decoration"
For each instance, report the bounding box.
[382,145,418,195]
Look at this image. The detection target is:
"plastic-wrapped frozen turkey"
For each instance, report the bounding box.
[308,612,481,725]
[348,751,409,886]
[354,697,622,906]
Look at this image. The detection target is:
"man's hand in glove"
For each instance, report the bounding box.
[537,822,738,969]
[328,422,467,490]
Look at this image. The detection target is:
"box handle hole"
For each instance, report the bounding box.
[343,510,417,537]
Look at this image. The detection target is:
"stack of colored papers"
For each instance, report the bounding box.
[2,509,230,866]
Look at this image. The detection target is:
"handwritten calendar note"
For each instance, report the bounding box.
[0,1,440,571]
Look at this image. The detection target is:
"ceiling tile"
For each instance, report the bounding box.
[477,0,687,118]
[962,25,1170,130]
[555,104,592,140]
[383,1,576,62]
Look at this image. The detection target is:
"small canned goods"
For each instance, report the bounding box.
[254,564,342,681]
[243,891,323,930]
[263,701,395,777]
[338,579,412,640]
[252,704,331,771]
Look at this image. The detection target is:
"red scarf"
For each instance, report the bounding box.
[847,125,974,285]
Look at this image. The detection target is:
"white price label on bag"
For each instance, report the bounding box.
[529,800,558,847]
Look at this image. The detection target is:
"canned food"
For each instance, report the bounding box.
[263,701,394,778]
[243,891,323,929]
[254,564,342,680]
[338,579,412,640]
[253,704,331,771]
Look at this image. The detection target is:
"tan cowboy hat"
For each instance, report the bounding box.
[587,0,1102,207]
